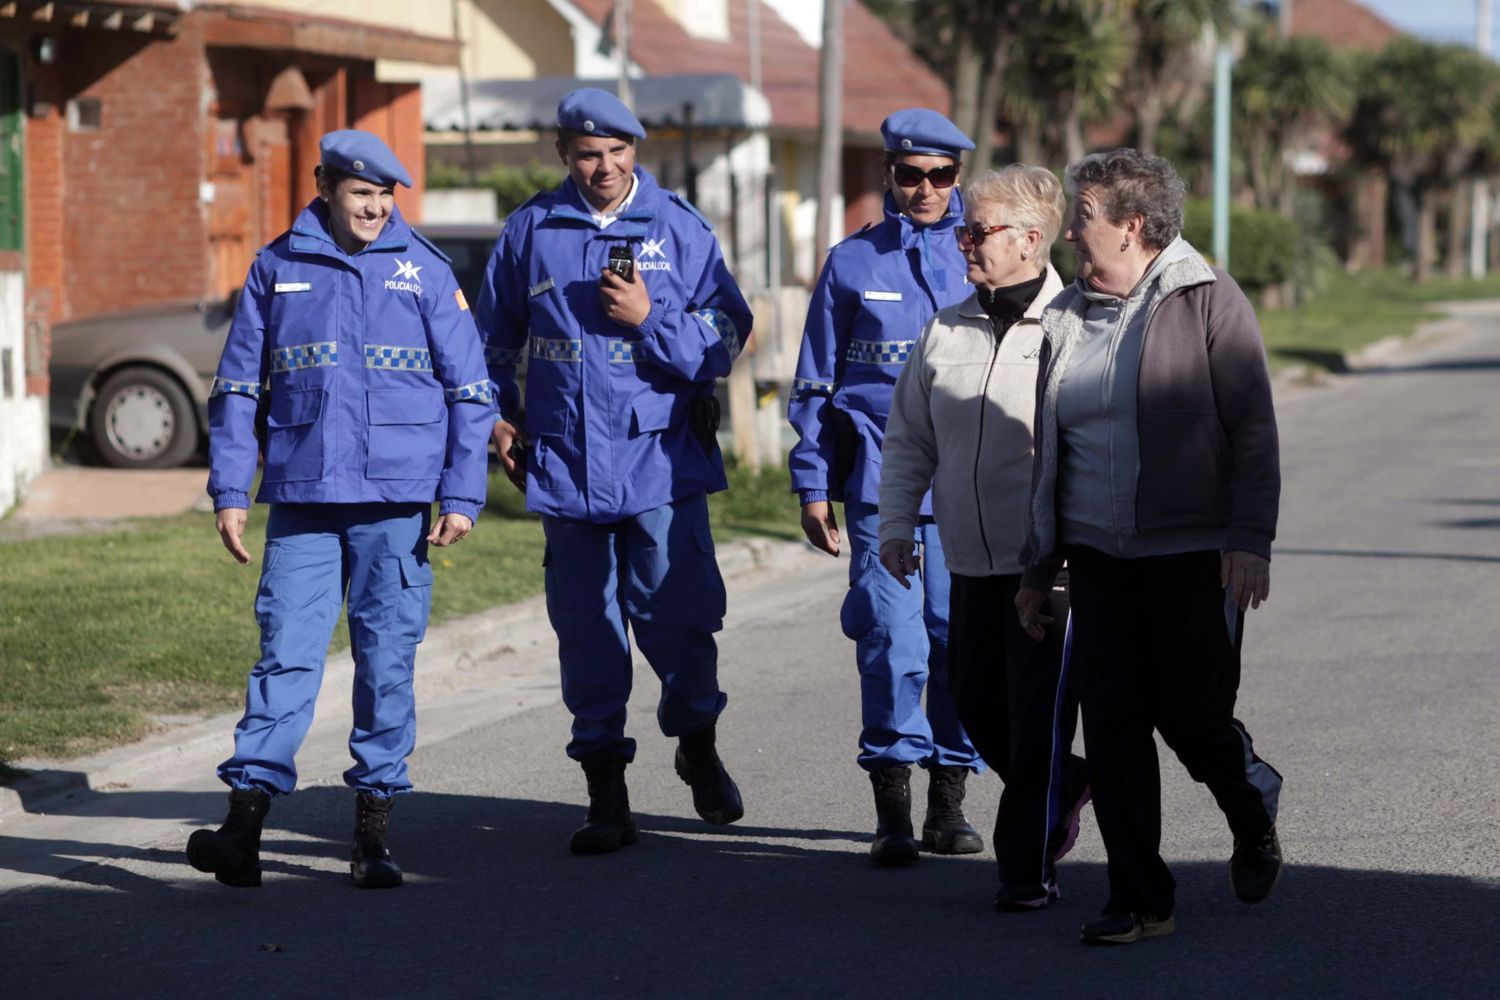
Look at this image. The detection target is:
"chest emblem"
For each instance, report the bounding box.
[639,237,672,272]
[385,259,424,295]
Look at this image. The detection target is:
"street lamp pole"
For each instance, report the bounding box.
[1471,0,1492,278]
[1212,39,1232,271]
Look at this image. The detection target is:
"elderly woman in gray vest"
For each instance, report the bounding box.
[1016,148,1284,946]
[879,165,1090,913]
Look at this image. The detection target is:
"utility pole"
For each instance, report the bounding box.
[450,0,478,186]
[1278,0,1293,38]
[1472,0,1492,278]
[815,0,843,263]
[1212,39,1232,270]
[613,0,632,109]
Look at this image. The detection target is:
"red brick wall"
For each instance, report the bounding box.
[59,23,208,321]
[23,60,64,396]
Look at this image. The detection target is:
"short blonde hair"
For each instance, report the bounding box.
[964,165,1065,249]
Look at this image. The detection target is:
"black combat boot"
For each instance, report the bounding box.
[674,725,744,825]
[186,787,271,888]
[570,752,638,854]
[350,792,403,889]
[921,764,983,855]
[869,766,920,866]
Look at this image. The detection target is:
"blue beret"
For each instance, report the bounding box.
[557,87,646,140]
[880,109,975,158]
[318,130,412,188]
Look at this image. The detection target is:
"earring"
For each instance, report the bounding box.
[1020,251,1029,260]
[1120,239,1130,251]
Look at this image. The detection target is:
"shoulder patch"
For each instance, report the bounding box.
[409,228,452,264]
[667,191,714,230]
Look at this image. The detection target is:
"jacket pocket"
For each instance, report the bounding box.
[262,388,325,483]
[366,388,446,481]
[630,390,686,435]
[525,408,574,493]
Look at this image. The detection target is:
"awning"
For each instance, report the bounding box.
[423,74,771,133]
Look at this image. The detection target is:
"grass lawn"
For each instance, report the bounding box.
[0,461,799,768]
[1258,267,1500,373]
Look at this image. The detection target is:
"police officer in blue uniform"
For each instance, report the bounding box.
[475,89,753,854]
[788,109,983,865]
[186,130,494,890]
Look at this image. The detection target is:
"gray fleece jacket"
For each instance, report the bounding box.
[1021,247,1280,590]
[880,266,1065,577]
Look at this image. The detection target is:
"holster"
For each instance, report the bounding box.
[828,406,858,501]
[689,395,721,454]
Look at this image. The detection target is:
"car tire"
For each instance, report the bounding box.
[89,367,199,469]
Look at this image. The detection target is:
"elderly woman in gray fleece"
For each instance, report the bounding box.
[1015,148,1284,947]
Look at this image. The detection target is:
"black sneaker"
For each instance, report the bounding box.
[994,881,1060,912]
[1230,826,1283,904]
[1080,911,1175,945]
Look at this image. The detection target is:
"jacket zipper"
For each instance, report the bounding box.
[973,318,1000,571]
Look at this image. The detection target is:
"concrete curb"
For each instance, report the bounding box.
[0,535,813,823]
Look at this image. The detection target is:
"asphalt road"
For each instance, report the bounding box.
[5,316,1500,998]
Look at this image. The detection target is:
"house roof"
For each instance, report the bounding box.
[563,0,950,139]
[1294,0,1401,53]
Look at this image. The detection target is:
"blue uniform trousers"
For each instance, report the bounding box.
[218,503,433,797]
[840,501,980,772]
[543,493,729,761]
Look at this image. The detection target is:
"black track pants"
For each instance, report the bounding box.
[947,572,1089,893]
[1064,546,1283,916]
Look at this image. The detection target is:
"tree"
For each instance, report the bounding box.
[1121,0,1236,156]
[1347,39,1500,282]
[1232,28,1353,218]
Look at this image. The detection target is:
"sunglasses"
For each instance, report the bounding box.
[891,163,959,189]
[955,222,1014,250]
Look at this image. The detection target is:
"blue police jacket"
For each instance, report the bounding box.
[475,167,753,522]
[788,190,971,510]
[207,200,494,522]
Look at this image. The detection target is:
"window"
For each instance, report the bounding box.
[67,97,101,131]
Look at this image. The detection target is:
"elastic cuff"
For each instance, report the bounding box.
[799,490,830,506]
[213,491,250,512]
[634,300,663,341]
[439,499,481,523]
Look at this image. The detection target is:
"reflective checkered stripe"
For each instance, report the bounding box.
[445,380,494,403]
[210,376,264,400]
[693,308,740,360]
[365,345,433,371]
[846,339,915,365]
[485,342,525,367]
[271,341,337,373]
[607,339,638,363]
[791,377,834,399]
[531,337,583,363]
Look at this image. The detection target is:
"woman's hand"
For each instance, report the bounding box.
[1222,550,1270,611]
[800,500,841,556]
[428,513,473,547]
[1014,586,1054,641]
[216,507,251,564]
[879,539,919,589]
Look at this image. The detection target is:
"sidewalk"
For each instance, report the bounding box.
[1,465,211,540]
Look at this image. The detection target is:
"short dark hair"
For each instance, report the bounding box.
[315,163,351,190]
[1065,148,1186,252]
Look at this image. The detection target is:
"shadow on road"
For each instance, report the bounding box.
[4,786,1498,997]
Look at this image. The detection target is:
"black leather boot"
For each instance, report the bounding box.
[570,752,638,854]
[869,766,919,866]
[186,787,271,888]
[350,792,403,889]
[922,764,984,854]
[674,725,744,825]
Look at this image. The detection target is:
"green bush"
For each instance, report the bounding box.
[1182,198,1298,293]
[428,160,565,216]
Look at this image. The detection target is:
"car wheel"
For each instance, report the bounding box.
[89,367,198,469]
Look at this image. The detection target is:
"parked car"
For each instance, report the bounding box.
[49,222,505,468]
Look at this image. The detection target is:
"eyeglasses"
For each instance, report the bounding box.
[955,223,1013,250]
[891,163,959,189]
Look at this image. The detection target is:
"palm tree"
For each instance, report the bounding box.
[1121,0,1237,156]
[1347,39,1500,282]
[1232,28,1353,218]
